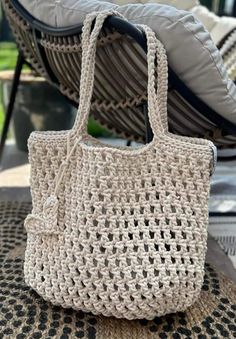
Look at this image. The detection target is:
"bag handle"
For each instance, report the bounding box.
[70,11,169,139]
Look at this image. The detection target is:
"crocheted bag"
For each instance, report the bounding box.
[24,11,217,320]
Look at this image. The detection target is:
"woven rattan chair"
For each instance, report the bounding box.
[1,0,236,164]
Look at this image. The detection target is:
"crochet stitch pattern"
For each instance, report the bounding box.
[24,11,216,320]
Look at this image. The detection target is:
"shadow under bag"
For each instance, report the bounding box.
[24,10,216,320]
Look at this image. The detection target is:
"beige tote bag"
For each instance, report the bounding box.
[24,11,217,320]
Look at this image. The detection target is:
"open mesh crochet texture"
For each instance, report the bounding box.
[23,12,214,320]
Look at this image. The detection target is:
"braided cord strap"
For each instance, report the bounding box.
[71,11,168,139]
[71,11,123,137]
[71,11,216,172]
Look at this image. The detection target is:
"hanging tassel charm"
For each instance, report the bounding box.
[24,195,60,235]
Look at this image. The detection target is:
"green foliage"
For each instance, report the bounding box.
[0,42,18,71]
[88,118,112,138]
[0,42,18,133]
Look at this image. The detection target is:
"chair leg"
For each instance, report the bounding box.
[0,52,25,164]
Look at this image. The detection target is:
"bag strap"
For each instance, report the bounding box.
[70,11,169,139]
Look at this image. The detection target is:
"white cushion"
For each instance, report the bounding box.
[113,0,197,10]
[18,0,236,125]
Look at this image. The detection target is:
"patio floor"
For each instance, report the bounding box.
[0,141,30,201]
[1,140,236,283]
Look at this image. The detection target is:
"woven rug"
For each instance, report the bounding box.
[1,202,236,339]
